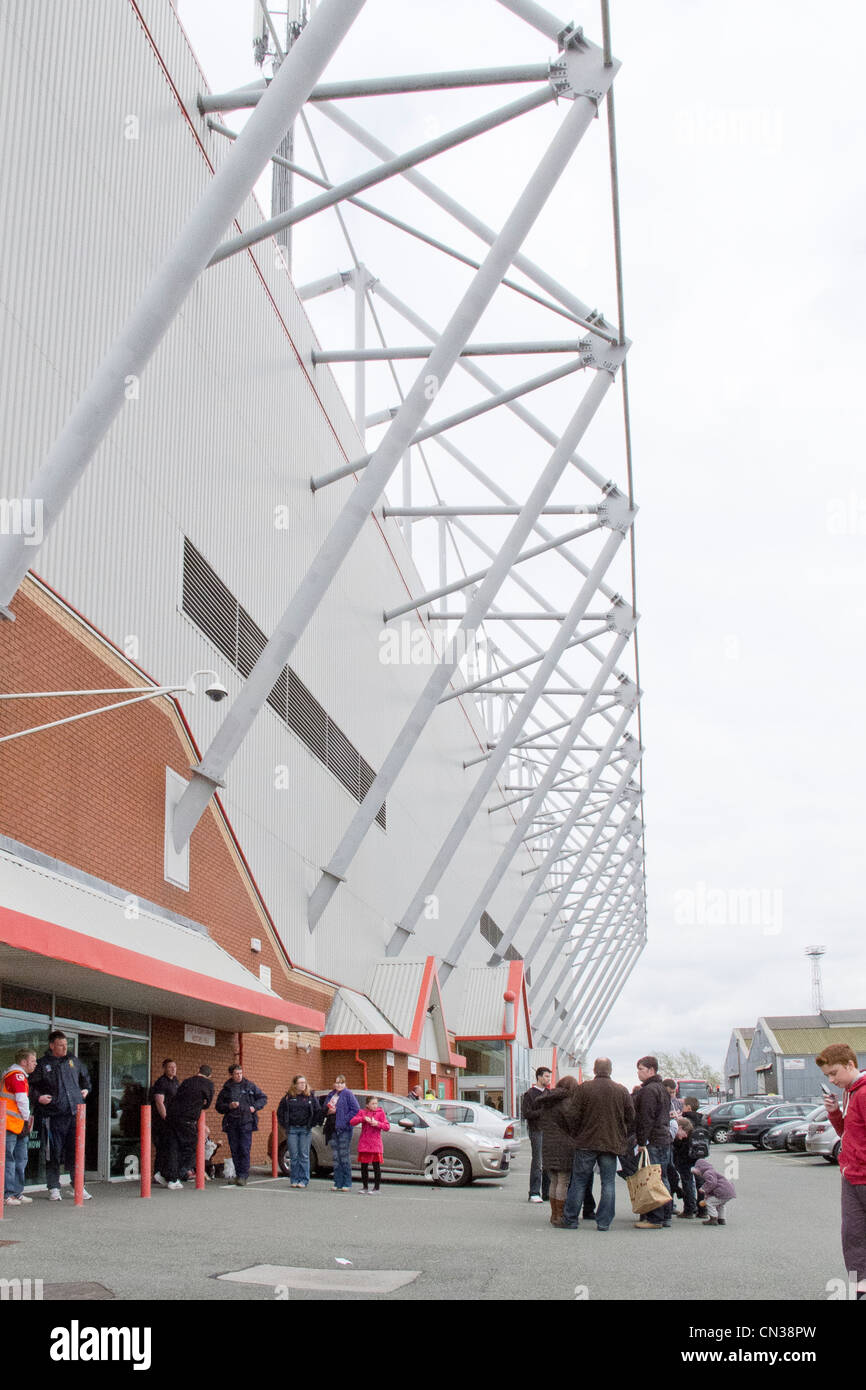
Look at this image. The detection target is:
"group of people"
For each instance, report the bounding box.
[278,1075,390,1192]
[521,1055,736,1231]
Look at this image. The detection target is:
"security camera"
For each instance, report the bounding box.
[205,680,229,703]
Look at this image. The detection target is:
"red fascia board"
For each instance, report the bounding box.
[321,1034,414,1054]
[407,955,437,1049]
[0,904,324,1032]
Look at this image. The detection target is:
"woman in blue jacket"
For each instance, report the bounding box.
[215,1064,267,1186]
[276,1075,322,1188]
[321,1076,360,1191]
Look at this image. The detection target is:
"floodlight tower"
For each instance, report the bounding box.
[253,1,311,269]
[805,945,826,1014]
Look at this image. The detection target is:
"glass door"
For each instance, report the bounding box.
[109,1035,149,1179]
[74,1034,107,1179]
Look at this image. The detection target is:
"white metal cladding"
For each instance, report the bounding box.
[0,0,563,991]
[323,987,399,1037]
[364,958,428,1039]
[0,0,646,1048]
[446,962,515,1038]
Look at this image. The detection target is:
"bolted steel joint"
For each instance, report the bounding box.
[578,331,629,376]
[598,486,637,534]
[620,737,642,765]
[605,594,637,635]
[613,675,640,711]
[547,30,620,108]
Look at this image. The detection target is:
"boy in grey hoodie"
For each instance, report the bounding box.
[693,1157,736,1225]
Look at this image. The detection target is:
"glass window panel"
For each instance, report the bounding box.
[0,1013,48,1187]
[111,1008,149,1035]
[109,1036,150,1179]
[0,985,51,1017]
[458,1039,505,1075]
[54,996,110,1027]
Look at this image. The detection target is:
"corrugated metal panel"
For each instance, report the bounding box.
[452,963,511,1036]
[772,1028,866,1054]
[324,987,398,1037]
[365,959,427,1039]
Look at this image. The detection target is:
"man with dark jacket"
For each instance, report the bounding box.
[149,1058,179,1188]
[215,1063,267,1186]
[632,1055,673,1228]
[165,1064,214,1189]
[29,1031,91,1202]
[672,1116,709,1218]
[521,1066,552,1203]
[558,1058,635,1231]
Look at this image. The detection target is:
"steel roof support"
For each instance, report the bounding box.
[580,934,646,1051]
[550,919,643,1051]
[384,532,627,960]
[306,361,621,929]
[439,619,610,703]
[209,88,555,266]
[548,889,644,1041]
[172,86,610,852]
[435,635,630,981]
[487,711,636,958]
[495,0,567,43]
[0,0,368,619]
[198,63,554,113]
[313,339,591,362]
[312,356,588,489]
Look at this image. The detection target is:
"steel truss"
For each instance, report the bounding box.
[0,0,646,1067]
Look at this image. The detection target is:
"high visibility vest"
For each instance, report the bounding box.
[1,1066,27,1133]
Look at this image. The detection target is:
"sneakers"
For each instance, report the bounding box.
[676,1211,696,1219]
[17,1194,33,1204]
[81,1188,93,1201]
[528,1194,544,1204]
[361,1188,370,1195]
[48,1188,62,1201]
[153,1172,168,1188]
[167,1180,184,1190]
[5,1196,22,1206]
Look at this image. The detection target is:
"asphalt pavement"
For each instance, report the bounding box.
[0,1143,847,1302]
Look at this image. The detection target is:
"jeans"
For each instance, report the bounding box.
[287,1126,312,1184]
[528,1129,550,1199]
[332,1129,353,1188]
[5,1128,29,1197]
[42,1112,76,1191]
[644,1142,673,1224]
[677,1161,697,1214]
[226,1125,253,1179]
[562,1150,617,1229]
[841,1178,866,1284]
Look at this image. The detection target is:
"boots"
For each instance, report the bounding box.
[549,1197,563,1226]
[702,1215,719,1225]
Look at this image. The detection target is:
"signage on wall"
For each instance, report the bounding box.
[783,1058,806,1070]
[386,1051,395,1067]
[408,1055,420,1069]
[430,1062,437,1075]
[184,1024,216,1047]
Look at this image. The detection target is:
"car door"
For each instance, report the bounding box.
[379,1102,430,1173]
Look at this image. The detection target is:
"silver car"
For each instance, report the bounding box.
[416,1099,522,1155]
[805,1114,842,1163]
[277,1092,511,1187]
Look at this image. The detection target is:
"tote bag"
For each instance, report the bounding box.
[626,1146,670,1214]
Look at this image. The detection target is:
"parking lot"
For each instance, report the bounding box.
[0,1143,848,1302]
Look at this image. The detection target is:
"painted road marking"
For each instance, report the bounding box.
[216,1264,421,1293]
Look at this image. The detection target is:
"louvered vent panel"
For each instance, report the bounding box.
[181,538,385,828]
[182,539,237,666]
[286,667,327,763]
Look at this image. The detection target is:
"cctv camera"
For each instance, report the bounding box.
[205,681,229,703]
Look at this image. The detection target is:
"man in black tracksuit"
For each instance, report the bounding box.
[30,1030,91,1201]
[165,1064,214,1187]
[215,1064,267,1186]
[632,1055,674,1228]
[149,1058,180,1186]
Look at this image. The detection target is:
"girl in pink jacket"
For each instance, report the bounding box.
[350,1096,390,1193]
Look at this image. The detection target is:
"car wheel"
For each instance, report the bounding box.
[432,1148,472,1187]
[309,1146,320,1179]
[829,1141,841,1165]
[712,1127,731,1144]
[759,1133,773,1150]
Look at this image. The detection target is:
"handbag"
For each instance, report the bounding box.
[626,1146,670,1214]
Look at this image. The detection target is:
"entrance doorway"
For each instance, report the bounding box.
[70,1033,107,1179]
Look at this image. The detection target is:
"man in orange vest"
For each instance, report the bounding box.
[3,1047,37,1206]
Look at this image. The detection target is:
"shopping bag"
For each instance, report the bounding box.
[626,1147,670,1214]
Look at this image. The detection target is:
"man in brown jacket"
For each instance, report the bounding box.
[558,1057,635,1231]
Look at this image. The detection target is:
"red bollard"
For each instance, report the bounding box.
[140,1104,152,1198]
[272,1110,279,1178]
[195,1110,206,1190]
[73,1102,86,1207]
[0,1097,6,1220]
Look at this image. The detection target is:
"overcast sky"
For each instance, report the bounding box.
[176,0,866,1088]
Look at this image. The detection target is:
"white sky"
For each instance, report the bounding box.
[175,0,866,1087]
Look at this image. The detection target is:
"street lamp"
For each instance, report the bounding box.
[0,669,228,744]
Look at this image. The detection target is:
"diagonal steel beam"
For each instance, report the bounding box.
[537,873,642,1039]
[198,63,554,113]
[210,88,555,266]
[0,0,368,618]
[172,86,613,851]
[306,363,625,929]
[385,531,630,960]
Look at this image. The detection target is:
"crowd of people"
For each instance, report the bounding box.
[521,1055,735,1230]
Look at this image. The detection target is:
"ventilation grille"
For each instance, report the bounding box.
[480,910,523,964]
[182,538,386,829]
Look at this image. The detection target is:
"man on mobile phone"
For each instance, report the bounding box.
[816,1042,866,1299]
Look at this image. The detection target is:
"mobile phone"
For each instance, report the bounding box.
[820,1083,833,1096]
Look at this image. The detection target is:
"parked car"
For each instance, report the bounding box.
[272,1092,511,1187]
[762,1107,825,1151]
[416,1099,521,1154]
[805,1115,842,1163]
[730,1103,816,1148]
[704,1099,777,1144]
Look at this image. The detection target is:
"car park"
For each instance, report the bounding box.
[730,1102,816,1148]
[416,1099,521,1154]
[272,1091,511,1187]
[704,1098,777,1144]
[762,1107,825,1152]
[805,1116,842,1163]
